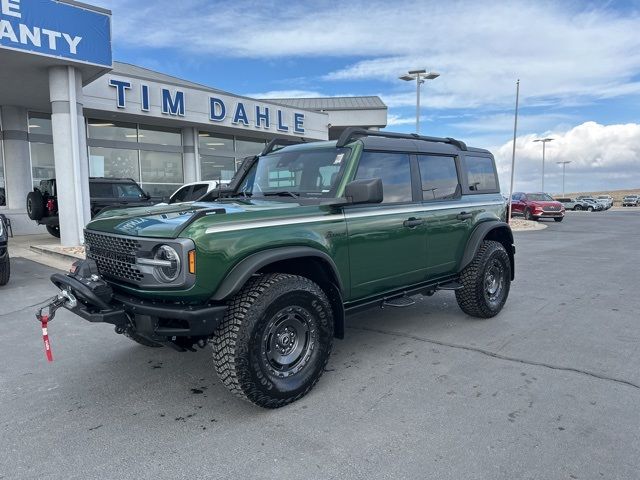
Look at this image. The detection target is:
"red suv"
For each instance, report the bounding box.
[511,192,565,222]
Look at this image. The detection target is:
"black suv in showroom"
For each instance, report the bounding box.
[26,178,155,237]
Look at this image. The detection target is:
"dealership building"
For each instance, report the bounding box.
[0,0,387,244]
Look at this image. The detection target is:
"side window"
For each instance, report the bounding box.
[90,183,114,197]
[355,151,412,203]
[170,185,191,203]
[417,155,459,201]
[464,156,498,192]
[189,184,209,201]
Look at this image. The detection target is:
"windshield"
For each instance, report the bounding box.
[236,147,350,199]
[527,193,554,201]
[115,183,146,199]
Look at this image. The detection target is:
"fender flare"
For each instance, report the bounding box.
[460,221,515,279]
[211,246,344,302]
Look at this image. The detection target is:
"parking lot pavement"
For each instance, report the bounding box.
[1,210,639,480]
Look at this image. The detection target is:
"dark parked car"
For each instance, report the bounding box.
[27,178,155,237]
[511,192,565,221]
[0,214,9,286]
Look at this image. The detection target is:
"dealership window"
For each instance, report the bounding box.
[198,133,265,181]
[88,119,137,142]
[198,132,234,155]
[31,142,55,187]
[200,155,236,182]
[89,146,140,180]
[417,155,460,200]
[139,125,181,146]
[140,151,183,197]
[28,113,53,136]
[236,137,266,157]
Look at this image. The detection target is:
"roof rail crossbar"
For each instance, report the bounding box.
[262,138,306,156]
[336,127,467,151]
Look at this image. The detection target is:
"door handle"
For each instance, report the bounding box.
[403,217,424,228]
[457,212,473,220]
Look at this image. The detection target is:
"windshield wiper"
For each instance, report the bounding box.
[262,191,300,199]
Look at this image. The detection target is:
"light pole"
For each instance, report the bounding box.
[557,160,571,196]
[533,137,553,192]
[399,69,440,134]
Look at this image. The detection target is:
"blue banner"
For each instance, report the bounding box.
[0,0,112,67]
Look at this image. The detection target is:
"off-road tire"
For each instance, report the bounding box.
[456,240,511,318]
[0,252,9,286]
[46,225,60,238]
[554,217,563,222]
[212,273,334,408]
[26,191,44,221]
[124,330,163,347]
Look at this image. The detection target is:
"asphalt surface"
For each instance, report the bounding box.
[1,210,639,480]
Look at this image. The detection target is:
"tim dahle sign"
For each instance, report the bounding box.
[0,0,112,67]
[109,78,306,134]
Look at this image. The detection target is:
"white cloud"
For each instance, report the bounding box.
[97,0,640,110]
[493,122,640,193]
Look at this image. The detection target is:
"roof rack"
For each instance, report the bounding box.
[261,138,307,156]
[335,127,467,151]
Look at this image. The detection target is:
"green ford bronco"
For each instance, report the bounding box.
[48,128,515,408]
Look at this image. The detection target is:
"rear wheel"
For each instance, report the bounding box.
[212,273,334,408]
[574,205,582,211]
[45,225,60,238]
[0,252,9,286]
[587,206,594,212]
[26,191,44,221]
[456,240,511,318]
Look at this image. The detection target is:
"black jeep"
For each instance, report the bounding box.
[26,178,155,237]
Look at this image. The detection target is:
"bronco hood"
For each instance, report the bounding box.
[85,199,301,238]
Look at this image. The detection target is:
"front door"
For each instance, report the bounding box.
[345,151,428,300]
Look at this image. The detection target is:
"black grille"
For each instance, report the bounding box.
[84,231,143,283]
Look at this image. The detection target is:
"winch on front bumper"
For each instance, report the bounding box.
[50,259,226,347]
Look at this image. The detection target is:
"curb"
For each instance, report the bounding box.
[30,245,85,263]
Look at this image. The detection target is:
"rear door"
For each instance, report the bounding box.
[345,150,428,300]
[415,153,471,277]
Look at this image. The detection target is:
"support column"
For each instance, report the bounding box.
[0,106,31,211]
[49,66,90,246]
[182,127,198,183]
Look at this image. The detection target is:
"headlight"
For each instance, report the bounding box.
[152,245,181,282]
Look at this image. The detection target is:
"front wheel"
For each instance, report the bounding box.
[587,206,594,212]
[456,240,511,318]
[212,273,334,408]
[574,205,582,211]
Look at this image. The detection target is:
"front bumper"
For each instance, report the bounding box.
[50,265,226,340]
[533,211,564,218]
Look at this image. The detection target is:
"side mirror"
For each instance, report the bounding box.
[344,178,383,205]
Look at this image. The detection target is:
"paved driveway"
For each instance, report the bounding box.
[1,209,639,479]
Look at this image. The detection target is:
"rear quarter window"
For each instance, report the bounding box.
[463,155,498,193]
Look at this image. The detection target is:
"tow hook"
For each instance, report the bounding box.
[35,289,78,362]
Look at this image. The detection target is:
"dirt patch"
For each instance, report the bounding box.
[509,219,547,232]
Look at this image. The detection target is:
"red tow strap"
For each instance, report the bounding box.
[39,314,54,362]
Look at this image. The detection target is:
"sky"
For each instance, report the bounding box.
[94,0,640,194]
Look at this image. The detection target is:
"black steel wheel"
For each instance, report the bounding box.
[212,273,334,408]
[456,240,511,318]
